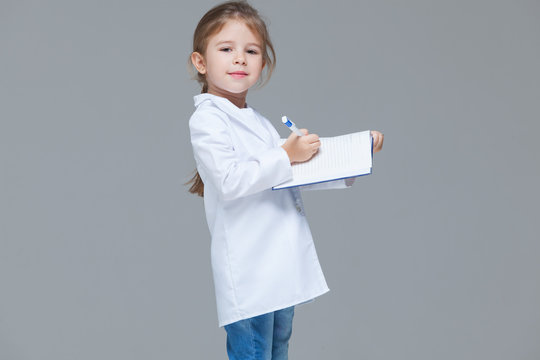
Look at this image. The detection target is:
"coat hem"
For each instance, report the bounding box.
[217,287,330,328]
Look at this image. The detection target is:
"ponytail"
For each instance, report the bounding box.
[186,170,204,197]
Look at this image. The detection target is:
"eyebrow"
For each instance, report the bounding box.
[214,40,262,49]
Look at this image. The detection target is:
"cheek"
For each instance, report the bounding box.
[206,53,224,69]
[205,59,224,79]
[252,57,264,71]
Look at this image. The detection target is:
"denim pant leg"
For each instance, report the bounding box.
[224,306,295,360]
[272,306,295,360]
[225,312,274,360]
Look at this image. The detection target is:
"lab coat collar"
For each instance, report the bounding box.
[193,93,255,115]
[193,93,272,145]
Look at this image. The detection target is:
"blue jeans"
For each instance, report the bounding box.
[224,306,295,360]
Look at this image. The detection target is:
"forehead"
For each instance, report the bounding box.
[209,20,262,45]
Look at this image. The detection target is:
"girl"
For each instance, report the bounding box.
[187,1,384,359]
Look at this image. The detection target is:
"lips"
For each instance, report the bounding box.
[229,71,248,79]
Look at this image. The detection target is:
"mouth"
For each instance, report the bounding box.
[229,71,248,79]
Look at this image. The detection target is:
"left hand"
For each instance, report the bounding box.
[371,131,384,153]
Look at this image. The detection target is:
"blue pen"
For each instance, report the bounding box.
[281,116,304,136]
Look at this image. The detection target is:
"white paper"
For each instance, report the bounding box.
[273,130,373,190]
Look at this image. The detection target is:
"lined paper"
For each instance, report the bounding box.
[273,130,372,190]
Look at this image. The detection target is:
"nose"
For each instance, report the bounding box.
[233,51,246,65]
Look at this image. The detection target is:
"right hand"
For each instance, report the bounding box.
[281,129,320,164]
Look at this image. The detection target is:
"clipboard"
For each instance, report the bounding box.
[272,130,373,190]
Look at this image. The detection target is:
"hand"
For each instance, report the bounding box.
[281,129,321,164]
[371,130,384,153]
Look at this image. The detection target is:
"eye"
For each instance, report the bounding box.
[220,47,232,52]
[247,49,259,55]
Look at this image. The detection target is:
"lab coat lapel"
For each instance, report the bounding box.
[227,110,271,145]
[195,94,272,145]
[259,116,281,147]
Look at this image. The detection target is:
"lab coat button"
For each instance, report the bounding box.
[296,205,302,212]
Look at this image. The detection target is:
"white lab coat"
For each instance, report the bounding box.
[189,93,353,327]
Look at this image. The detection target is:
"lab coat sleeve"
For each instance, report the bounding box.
[190,109,293,201]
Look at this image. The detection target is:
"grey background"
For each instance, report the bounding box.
[1,0,539,359]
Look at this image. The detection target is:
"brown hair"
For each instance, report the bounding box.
[186,1,276,197]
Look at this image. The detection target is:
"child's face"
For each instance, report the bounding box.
[200,20,265,98]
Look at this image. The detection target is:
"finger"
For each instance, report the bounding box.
[299,128,309,135]
[305,134,319,143]
[374,136,383,152]
[377,133,384,149]
[374,132,383,148]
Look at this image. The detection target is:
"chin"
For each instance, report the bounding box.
[225,87,251,94]
[226,82,257,94]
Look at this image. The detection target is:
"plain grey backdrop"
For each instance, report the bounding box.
[1,0,539,359]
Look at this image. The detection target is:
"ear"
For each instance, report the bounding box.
[191,52,206,74]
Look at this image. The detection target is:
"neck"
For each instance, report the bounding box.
[207,86,248,109]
